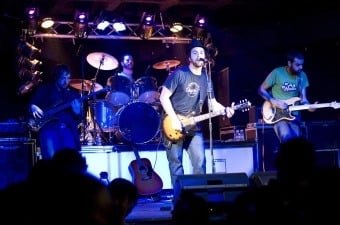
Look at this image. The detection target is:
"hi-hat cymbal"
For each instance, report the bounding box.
[152,59,181,70]
[69,79,103,92]
[86,52,118,70]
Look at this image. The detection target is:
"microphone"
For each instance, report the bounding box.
[199,58,208,63]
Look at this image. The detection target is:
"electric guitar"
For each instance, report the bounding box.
[27,86,110,132]
[162,99,251,142]
[128,144,163,195]
[262,97,340,124]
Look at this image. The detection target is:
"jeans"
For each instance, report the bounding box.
[273,120,302,143]
[165,131,206,187]
[39,122,80,159]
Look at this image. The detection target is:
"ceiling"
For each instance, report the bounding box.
[2,0,339,29]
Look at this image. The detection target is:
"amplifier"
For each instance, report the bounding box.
[0,122,30,138]
[0,138,37,189]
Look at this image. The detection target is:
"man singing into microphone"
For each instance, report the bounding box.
[159,38,235,193]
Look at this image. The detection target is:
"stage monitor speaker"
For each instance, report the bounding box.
[249,171,277,187]
[173,173,249,205]
[0,138,36,189]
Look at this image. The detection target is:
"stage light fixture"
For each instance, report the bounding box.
[140,13,154,40]
[18,68,43,81]
[112,19,126,32]
[74,10,89,38]
[94,10,111,31]
[170,22,183,33]
[17,78,41,95]
[17,40,41,59]
[18,56,42,71]
[25,7,39,35]
[97,20,110,30]
[17,66,42,94]
[40,17,55,29]
[192,15,207,41]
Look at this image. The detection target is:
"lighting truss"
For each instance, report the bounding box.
[31,21,193,43]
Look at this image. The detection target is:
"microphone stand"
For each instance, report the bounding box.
[90,55,107,145]
[204,60,216,174]
[76,38,88,145]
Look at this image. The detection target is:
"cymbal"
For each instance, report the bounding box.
[152,59,180,70]
[69,79,103,92]
[86,52,118,70]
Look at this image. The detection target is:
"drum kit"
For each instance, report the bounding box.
[70,51,181,145]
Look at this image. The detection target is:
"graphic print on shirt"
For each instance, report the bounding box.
[186,82,200,97]
[281,81,297,93]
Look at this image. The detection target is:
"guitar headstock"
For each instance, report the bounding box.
[234,99,252,112]
[331,101,340,109]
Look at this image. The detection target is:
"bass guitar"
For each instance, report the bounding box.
[262,97,340,124]
[128,144,163,195]
[162,99,251,142]
[27,86,110,132]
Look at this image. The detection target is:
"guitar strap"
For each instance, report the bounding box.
[297,75,302,98]
[295,75,303,121]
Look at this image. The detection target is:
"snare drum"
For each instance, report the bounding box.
[135,76,160,103]
[106,75,132,106]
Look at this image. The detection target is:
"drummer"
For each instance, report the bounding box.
[107,53,135,84]
[106,53,139,102]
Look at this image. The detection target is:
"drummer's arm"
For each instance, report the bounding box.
[106,76,112,86]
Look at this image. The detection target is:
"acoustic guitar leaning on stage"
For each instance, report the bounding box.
[161,99,251,142]
[128,144,163,196]
[262,96,340,124]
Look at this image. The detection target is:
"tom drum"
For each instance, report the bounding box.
[89,100,116,132]
[135,76,160,104]
[106,75,132,106]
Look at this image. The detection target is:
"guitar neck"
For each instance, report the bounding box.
[132,144,144,166]
[191,102,250,123]
[289,103,333,111]
[192,109,225,123]
[45,100,74,117]
[45,87,109,116]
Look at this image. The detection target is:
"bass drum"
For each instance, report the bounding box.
[115,102,160,144]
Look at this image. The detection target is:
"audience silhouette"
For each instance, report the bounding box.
[227,137,321,225]
[107,178,139,225]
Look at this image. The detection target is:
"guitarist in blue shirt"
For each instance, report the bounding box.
[258,49,316,143]
[159,39,235,188]
[29,64,82,159]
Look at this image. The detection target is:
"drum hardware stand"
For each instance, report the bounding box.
[76,37,89,145]
[131,82,139,102]
[88,55,105,145]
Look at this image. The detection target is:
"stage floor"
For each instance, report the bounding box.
[126,194,173,225]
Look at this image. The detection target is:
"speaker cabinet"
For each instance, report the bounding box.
[0,138,36,189]
[254,124,280,172]
[307,121,340,150]
[173,173,249,205]
[307,121,340,168]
